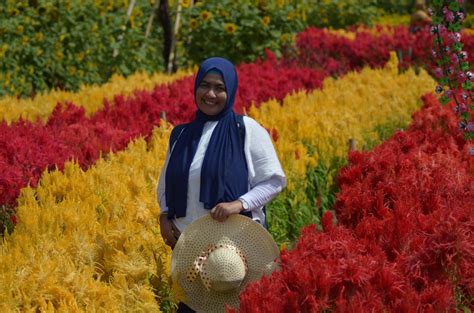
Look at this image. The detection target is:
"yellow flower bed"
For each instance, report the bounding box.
[0,125,173,311]
[326,25,397,40]
[0,70,191,125]
[250,53,436,192]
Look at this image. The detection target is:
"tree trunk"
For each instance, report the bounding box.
[158,0,174,72]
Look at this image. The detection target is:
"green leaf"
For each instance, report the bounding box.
[460,62,469,71]
[453,42,463,52]
[464,131,474,140]
[449,2,460,11]
[432,16,442,24]
[439,95,450,105]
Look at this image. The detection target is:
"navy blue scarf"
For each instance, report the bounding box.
[165,57,248,219]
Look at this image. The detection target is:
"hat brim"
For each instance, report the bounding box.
[171,214,279,312]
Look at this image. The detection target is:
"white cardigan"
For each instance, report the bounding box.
[157,116,286,231]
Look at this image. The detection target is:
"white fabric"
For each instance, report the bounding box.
[157,116,286,232]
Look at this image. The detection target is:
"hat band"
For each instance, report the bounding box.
[186,243,248,291]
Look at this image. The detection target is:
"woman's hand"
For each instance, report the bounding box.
[160,214,181,249]
[210,200,244,222]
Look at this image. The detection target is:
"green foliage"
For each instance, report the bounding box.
[0,205,15,236]
[305,0,381,29]
[177,0,383,67]
[0,0,164,98]
[177,0,305,67]
[267,158,343,247]
[373,0,416,15]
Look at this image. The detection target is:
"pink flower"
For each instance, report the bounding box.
[445,11,455,23]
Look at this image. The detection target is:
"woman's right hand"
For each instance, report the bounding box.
[160,214,181,249]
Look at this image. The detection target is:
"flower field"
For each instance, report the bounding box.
[1,1,473,311]
[235,95,473,312]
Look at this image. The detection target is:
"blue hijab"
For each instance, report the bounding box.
[165,57,248,218]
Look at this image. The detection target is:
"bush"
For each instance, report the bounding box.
[177,0,305,66]
[305,0,381,29]
[0,0,164,98]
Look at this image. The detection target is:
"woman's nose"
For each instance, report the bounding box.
[206,88,217,98]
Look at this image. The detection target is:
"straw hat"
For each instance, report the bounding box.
[171,214,280,312]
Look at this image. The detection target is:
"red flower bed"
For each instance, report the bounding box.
[294,26,474,74]
[0,53,327,208]
[235,94,473,312]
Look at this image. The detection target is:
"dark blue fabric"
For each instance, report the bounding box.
[165,57,248,219]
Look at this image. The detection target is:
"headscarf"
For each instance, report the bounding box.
[165,57,248,218]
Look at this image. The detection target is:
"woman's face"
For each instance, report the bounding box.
[196,72,227,116]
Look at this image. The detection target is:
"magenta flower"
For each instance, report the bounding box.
[445,11,455,23]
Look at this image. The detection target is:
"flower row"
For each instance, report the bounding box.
[253,54,436,243]
[0,125,173,312]
[0,70,190,125]
[294,26,474,74]
[3,25,471,126]
[0,53,327,209]
[235,95,472,311]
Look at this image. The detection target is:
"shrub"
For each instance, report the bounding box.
[0,0,164,98]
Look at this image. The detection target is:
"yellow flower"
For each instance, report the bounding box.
[200,11,212,21]
[219,10,229,18]
[280,33,289,43]
[261,16,271,26]
[55,50,64,61]
[189,18,198,30]
[22,36,29,45]
[181,0,190,8]
[27,66,34,75]
[0,44,8,58]
[35,32,44,41]
[68,66,77,76]
[224,23,237,35]
[75,52,85,62]
[287,11,295,21]
[16,25,24,33]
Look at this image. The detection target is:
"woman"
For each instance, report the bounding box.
[157,56,285,244]
[157,56,285,311]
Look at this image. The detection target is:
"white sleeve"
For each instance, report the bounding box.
[239,176,284,210]
[157,147,171,214]
[240,116,286,210]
